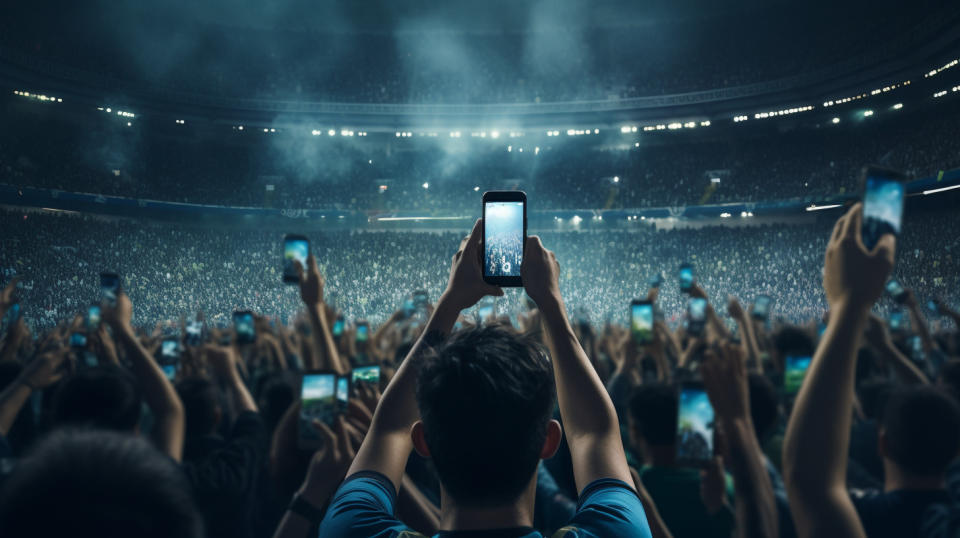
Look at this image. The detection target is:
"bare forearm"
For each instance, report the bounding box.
[736,315,762,371]
[539,296,631,490]
[308,304,345,374]
[0,380,31,436]
[907,303,936,353]
[226,371,258,413]
[725,420,778,538]
[875,342,929,385]
[346,298,458,487]
[783,301,867,534]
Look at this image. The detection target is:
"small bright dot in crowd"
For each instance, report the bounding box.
[474,186,480,191]
[832,117,840,124]
[613,176,620,183]
[422,182,429,189]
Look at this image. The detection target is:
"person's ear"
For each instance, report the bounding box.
[411,421,432,458]
[877,427,888,459]
[540,419,563,460]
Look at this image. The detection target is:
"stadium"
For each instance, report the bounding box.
[1,1,960,537]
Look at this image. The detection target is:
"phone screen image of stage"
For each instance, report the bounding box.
[677,387,714,463]
[484,202,524,278]
[631,303,654,343]
[784,355,812,394]
[862,176,905,251]
[300,375,337,441]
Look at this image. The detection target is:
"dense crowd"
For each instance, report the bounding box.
[2,97,960,212]
[1,202,960,538]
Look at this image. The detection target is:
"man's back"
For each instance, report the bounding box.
[639,465,735,538]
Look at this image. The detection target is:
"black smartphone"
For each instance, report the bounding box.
[861,166,908,252]
[185,319,204,346]
[351,365,381,392]
[784,355,812,395]
[926,299,940,315]
[676,382,715,468]
[4,302,21,330]
[630,299,655,345]
[889,310,906,332]
[233,310,256,344]
[355,321,369,343]
[299,371,339,449]
[482,191,526,287]
[283,234,309,284]
[885,279,908,303]
[336,375,350,414]
[908,335,925,364]
[678,263,694,293]
[687,297,708,336]
[100,272,121,307]
[70,331,87,350]
[86,304,101,331]
[413,290,429,309]
[332,316,345,338]
[648,273,664,288]
[160,338,180,381]
[752,295,773,321]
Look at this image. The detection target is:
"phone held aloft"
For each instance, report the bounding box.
[482,191,526,288]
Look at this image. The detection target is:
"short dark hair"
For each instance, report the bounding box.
[176,378,223,437]
[0,429,204,538]
[52,365,142,432]
[881,386,960,476]
[416,325,556,506]
[774,326,815,357]
[628,384,677,446]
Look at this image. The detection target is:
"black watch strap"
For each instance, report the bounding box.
[288,494,325,524]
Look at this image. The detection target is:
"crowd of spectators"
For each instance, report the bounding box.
[2,97,959,213]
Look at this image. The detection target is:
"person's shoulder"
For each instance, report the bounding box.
[320,471,415,537]
[559,479,652,538]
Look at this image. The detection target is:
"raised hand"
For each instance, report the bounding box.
[19,348,70,390]
[442,219,503,312]
[102,290,134,329]
[295,255,325,307]
[520,235,561,309]
[823,202,895,311]
[297,417,358,507]
[701,343,751,424]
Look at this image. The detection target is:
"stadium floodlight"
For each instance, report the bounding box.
[567,129,576,136]
[806,204,843,211]
[474,186,480,191]
[571,215,582,223]
[923,184,960,195]
[720,213,732,218]
[620,126,631,133]
[594,129,599,134]
[710,177,721,184]
[832,117,840,124]
[126,122,132,127]
[613,176,620,183]
[106,108,111,113]
[490,131,500,139]
[311,130,320,136]
[396,132,401,137]
[422,182,429,189]
[534,147,540,155]
[507,146,512,152]
[863,110,874,117]
[328,129,336,136]
[635,142,640,147]
[893,103,903,110]
[264,128,269,133]
[238,126,244,130]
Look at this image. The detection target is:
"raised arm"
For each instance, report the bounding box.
[296,255,345,373]
[864,315,929,385]
[0,349,68,436]
[903,289,937,354]
[703,342,779,538]
[103,291,186,462]
[344,219,502,490]
[522,235,633,492]
[729,296,763,372]
[782,203,894,538]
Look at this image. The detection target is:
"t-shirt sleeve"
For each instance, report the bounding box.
[554,479,652,538]
[318,471,424,538]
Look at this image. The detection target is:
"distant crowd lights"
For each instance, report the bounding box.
[14,90,62,103]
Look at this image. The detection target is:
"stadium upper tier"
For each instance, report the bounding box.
[1,90,959,215]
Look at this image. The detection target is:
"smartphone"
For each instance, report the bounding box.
[889,310,906,332]
[332,316,345,338]
[283,234,309,284]
[648,273,664,288]
[676,382,715,467]
[86,304,101,331]
[678,263,694,293]
[401,298,415,318]
[355,322,369,343]
[413,290,429,309]
[752,295,773,321]
[784,355,812,395]
[299,371,338,448]
[927,299,940,315]
[630,300,655,345]
[100,272,121,307]
[233,310,256,344]
[482,191,526,287]
[351,365,381,392]
[336,375,350,413]
[70,331,87,350]
[861,166,908,251]
[4,302,21,330]
[885,279,908,303]
[159,338,180,381]
[185,320,203,346]
[908,335,925,363]
[687,297,708,336]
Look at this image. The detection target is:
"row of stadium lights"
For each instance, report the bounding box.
[13,90,62,103]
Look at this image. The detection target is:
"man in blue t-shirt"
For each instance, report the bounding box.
[313,220,651,537]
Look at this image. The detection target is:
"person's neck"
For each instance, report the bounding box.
[439,478,536,531]
[883,460,945,492]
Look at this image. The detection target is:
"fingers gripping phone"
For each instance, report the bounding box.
[482,191,526,287]
[630,299,654,345]
[283,234,309,284]
[676,382,715,468]
[100,272,121,307]
[861,166,908,252]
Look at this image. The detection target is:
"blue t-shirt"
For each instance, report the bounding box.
[318,471,652,538]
